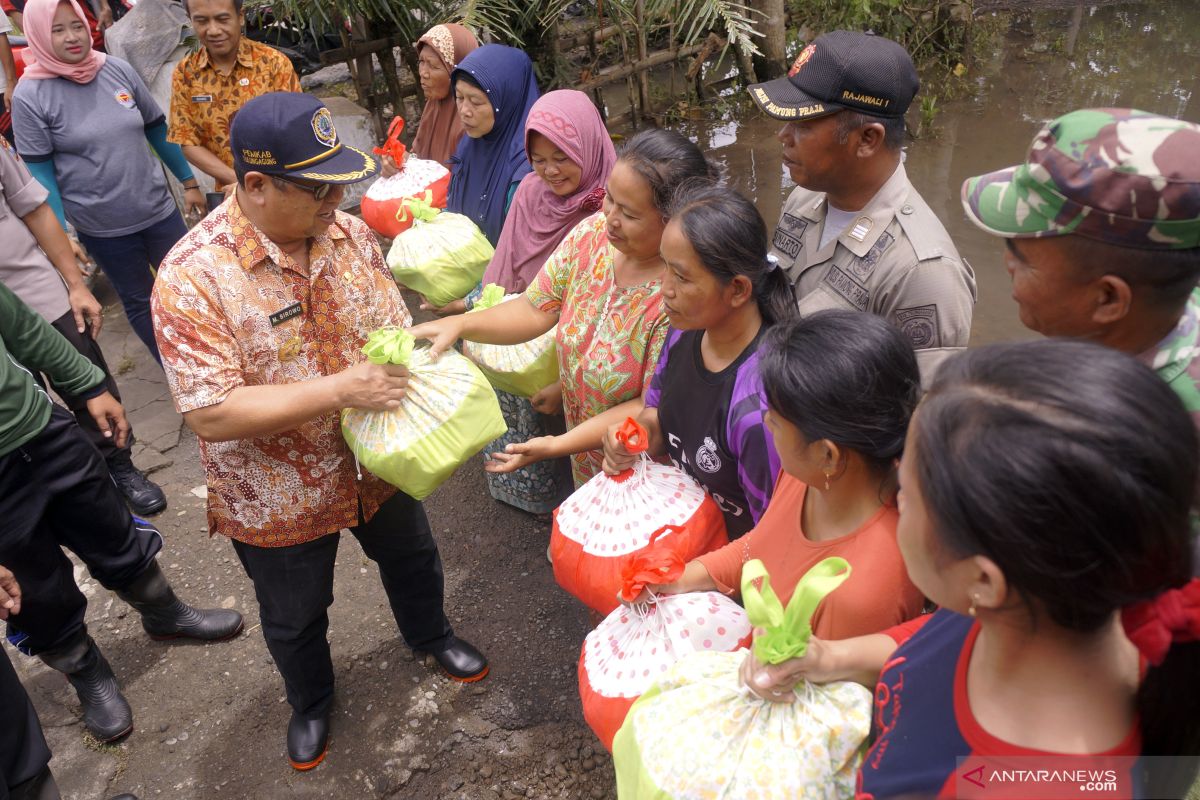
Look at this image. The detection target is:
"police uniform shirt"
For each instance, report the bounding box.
[770,162,977,384]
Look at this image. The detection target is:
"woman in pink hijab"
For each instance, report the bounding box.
[12,0,204,365]
[486,89,617,296]
[459,90,616,516]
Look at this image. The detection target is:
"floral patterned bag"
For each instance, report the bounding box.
[461,284,559,398]
[612,558,872,800]
[341,328,506,501]
[386,198,494,308]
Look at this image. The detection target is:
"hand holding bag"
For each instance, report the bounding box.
[551,419,727,614]
[462,284,559,398]
[612,557,873,800]
[579,527,752,751]
[341,327,506,500]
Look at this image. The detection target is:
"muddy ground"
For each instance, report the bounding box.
[12,284,616,800]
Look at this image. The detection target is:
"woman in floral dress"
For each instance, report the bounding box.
[409,128,715,486]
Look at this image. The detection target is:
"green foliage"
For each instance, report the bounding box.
[458,0,576,44]
[244,0,451,43]
[641,0,763,58]
[789,0,973,69]
[914,92,938,136]
[251,0,763,63]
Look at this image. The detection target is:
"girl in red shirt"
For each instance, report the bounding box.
[743,339,1200,799]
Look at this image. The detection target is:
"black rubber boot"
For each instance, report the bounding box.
[108,459,167,517]
[37,634,132,743]
[117,561,243,642]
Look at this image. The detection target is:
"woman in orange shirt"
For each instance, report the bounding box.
[629,309,925,640]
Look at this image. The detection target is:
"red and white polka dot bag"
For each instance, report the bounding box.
[578,528,752,751]
[360,117,452,239]
[551,419,727,615]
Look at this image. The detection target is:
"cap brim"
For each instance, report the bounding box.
[289,145,379,184]
[961,165,1065,240]
[747,76,843,121]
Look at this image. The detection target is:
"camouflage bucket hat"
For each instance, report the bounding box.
[962,108,1200,250]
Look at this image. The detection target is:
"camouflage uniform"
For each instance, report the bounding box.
[962,108,1200,424]
[772,163,977,384]
[1146,288,1200,430]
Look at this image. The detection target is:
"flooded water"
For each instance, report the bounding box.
[636,0,1199,346]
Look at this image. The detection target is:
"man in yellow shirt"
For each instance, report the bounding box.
[169,0,301,190]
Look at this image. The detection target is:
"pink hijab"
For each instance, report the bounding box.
[21,0,106,84]
[484,90,616,293]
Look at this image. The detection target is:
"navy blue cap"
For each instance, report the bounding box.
[230,92,378,184]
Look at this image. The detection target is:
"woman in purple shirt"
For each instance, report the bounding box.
[490,183,796,538]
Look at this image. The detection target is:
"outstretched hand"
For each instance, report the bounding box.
[419,296,467,317]
[484,436,557,474]
[407,316,464,360]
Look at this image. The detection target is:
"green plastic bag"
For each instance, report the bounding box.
[385,197,494,308]
[341,327,507,501]
[461,284,559,398]
[612,557,872,800]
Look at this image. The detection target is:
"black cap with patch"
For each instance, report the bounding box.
[748,30,919,122]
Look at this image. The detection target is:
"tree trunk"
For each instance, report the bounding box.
[750,0,788,80]
[349,16,385,141]
[635,0,651,117]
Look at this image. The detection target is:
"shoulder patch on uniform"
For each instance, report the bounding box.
[894,304,941,350]
[773,229,803,260]
[779,213,809,234]
[823,266,870,311]
[846,231,896,282]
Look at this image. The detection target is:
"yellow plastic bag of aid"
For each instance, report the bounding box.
[341,328,506,500]
[385,197,494,308]
[461,284,559,398]
[612,558,872,800]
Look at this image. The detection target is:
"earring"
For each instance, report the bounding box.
[823,471,832,491]
[968,593,980,617]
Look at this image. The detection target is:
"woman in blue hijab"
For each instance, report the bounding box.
[447,44,540,247]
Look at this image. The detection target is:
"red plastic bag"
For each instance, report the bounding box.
[361,117,452,239]
[578,528,752,750]
[551,419,727,615]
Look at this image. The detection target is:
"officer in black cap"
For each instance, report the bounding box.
[152,92,488,772]
[748,30,976,384]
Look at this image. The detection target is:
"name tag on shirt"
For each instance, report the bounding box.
[269,302,303,326]
[191,95,213,103]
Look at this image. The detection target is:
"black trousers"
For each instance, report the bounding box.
[0,407,161,655]
[0,647,52,797]
[46,311,134,466]
[233,491,453,719]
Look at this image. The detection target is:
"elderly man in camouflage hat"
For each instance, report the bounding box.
[962,108,1200,425]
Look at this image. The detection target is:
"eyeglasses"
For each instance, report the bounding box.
[273,174,334,201]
